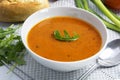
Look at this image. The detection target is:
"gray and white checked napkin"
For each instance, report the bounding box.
[0,0,120,80]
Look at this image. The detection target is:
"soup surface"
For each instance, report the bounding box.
[27,16,102,62]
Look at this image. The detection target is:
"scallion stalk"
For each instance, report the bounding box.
[91,0,120,28]
[74,0,120,32]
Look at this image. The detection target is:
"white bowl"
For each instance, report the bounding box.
[21,7,108,72]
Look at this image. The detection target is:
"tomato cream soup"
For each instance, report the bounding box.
[27,16,102,62]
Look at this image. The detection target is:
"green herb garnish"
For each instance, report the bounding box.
[0,24,25,66]
[54,30,79,41]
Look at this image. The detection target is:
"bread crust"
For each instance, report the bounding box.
[0,0,49,22]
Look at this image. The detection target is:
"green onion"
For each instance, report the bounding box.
[74,0,120,33]
[91,0,120,28]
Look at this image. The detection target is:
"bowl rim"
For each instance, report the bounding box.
[21,7,108,64]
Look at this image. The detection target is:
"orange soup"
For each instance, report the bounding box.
[27,16,102,62]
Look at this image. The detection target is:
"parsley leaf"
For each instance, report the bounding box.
[0,24,25,66]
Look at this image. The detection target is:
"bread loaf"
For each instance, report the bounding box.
[0,0,49,22]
